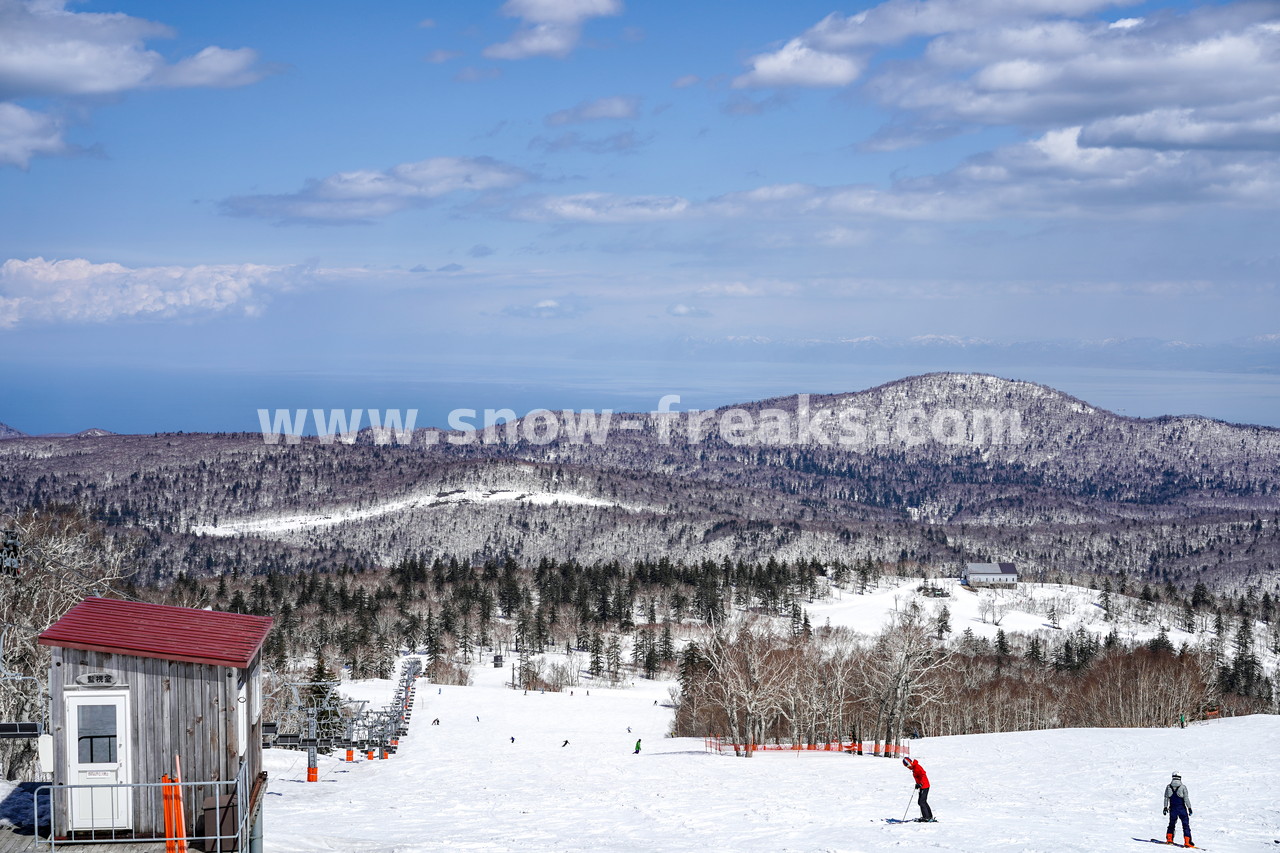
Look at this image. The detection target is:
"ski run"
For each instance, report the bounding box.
[260,659,1279,852]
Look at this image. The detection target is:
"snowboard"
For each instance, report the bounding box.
[1134,839,1200,850]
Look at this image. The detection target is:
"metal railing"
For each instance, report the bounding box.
[32,760,255,851]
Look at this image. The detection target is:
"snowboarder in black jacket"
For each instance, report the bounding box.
[1163,772,1193,848]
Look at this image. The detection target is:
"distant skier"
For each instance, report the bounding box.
[627,727,632,733]
[903,757,935,822]
[634,739,642,754]
[510,736,515,743]
[1163,772,1194,847]
[562,740,570,748]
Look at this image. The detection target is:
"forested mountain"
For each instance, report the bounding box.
[1,373,1278,591]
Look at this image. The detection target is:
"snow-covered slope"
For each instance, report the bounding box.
[816,578,1194,642]
[193,488,636,537]
[257,657,1280,852]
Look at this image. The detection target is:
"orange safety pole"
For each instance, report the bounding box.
[346,748,354,762]
[162,775,176,853]
[307,766,319,782]
[163,773,188,852]
[172,757,188,852]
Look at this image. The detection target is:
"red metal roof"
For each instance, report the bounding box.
[38,597,274,669]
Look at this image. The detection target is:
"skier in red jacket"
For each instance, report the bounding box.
[903,757,936,822]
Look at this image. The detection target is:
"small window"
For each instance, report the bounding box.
[77,704,118,764]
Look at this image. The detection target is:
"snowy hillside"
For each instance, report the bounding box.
[258,656,1280,852]
[7,373,1280,583]
[193,487,637,537]
[813,577,1260,652]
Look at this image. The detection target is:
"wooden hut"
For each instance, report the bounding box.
[38,597,273,846]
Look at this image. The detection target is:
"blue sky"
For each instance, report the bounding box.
[2,0,1279,432]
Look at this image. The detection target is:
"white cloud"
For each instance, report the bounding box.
[502,0,622,25]
[699,282,766,297]
[425,49,463,64]
[521,124,1280,231]
[815,226,872,246]
[727,0,1124,91]
[529,129,649,154]
[867,127,1280,217]
[0,1,267,96]
[734,38,861,88]
[1080,104,1280,151]
[502,295,587,319]
[667,303,710,317]
[867,9,1280,141]
[222,156,531,223]
[0,101,66,167]
[0,257,298,327]
[731,0,1280,173]
[803,0,1124,50]
[545,95,639,125]
[454,66,503,83]
[516,192,690,223]
[0,0,267,167]
[149,46,263,89]
[485,0,622,59]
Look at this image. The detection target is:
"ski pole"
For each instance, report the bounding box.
[903,788,916,822]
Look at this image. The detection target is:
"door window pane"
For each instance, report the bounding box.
[77,704,118,763]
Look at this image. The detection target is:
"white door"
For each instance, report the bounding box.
[66,691,132,830]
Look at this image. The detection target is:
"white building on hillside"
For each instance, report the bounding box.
[963,562,1019,586]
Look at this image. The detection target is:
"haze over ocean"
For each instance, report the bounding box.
[5,363,1279,435]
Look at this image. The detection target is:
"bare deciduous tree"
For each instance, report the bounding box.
[0,509,134,779]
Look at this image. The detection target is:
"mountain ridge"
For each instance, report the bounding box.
[1,373,1277,588]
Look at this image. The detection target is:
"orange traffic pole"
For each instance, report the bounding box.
[162,775,175,853]
[173,756,188,852]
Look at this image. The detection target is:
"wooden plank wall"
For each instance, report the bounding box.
[49,648,264,839]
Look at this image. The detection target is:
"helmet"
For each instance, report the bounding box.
[902,757,911,766]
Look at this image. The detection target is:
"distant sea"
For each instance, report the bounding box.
[4,361,1279,435]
